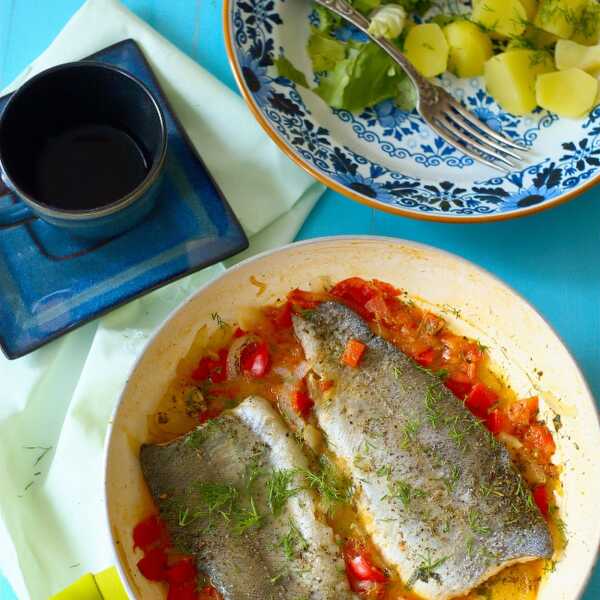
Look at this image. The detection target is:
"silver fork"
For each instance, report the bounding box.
[313,0,526,172]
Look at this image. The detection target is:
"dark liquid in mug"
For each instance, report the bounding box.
[34,124,149,210]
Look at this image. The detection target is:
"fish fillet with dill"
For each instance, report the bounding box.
[292,301,553,600]
[140,395,356,600]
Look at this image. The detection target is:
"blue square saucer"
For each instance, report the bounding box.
[0,39,248,359]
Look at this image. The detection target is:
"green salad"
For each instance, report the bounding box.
[275,0,600,119]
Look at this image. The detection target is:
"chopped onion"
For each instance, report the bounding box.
[498,432,523,451]
[226,333,260,379]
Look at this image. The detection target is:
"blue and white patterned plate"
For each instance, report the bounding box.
[224,0,600,221]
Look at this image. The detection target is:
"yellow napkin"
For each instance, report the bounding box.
[0,1,323,598]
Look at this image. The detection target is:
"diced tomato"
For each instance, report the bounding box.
[342,339,367,367]
[416,347,435,367]
[167,580,199,600]
[371,279,401,299]
[166,558,197,585]
[444,378,473,400]
[137,547,168,581]
[364,295,394,324]
[319,379,334,392]
[508,396,539,428]
[344,541,387,595]
[330,278,378,319]
[465,383,498,418]
[485,409,512,436]
[292,378,314,419]
[198,407,223,424]
[533,485,549,518]
[191,349,228,383]
[287,288,325,309]
[347,553,387,582]
[133,514,166,552]
[266,301,293,329]
[523,423,556,463]
[240,341,271,378]
[197,587,220,600]
[233,327,246,338]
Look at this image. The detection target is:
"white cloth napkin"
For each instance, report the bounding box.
[0,1,323,598]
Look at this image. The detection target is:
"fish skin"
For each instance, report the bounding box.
[140,395,355,600]
[293,301,553,600]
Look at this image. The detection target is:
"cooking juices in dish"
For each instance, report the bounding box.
[135,277,564,600]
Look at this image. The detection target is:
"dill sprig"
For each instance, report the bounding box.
[301,458,352,514]
[407,550,449,588]
[386,479,425,508]
[467,509,491,536]
[266,469,301,516]
[279,520,309,561]
[232,496,263,534]
[184,420,220,449]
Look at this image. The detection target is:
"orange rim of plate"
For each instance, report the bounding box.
[222,0,599,223]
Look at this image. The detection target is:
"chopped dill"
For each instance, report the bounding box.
[278,520,309,561]
[443,465,461,492]
[23,445,52,466]
[195,481,239,520]
[184,420,219,449]
[407,550,449,588]
[376,464,392,479]
[425,382,444,428]
[211,312,228,328]
[467,509,491,536]
[233,496,264,534]
[401,418,421,448]
[266,469,300,516]
[386,479,425,508]
[301,458,352,514]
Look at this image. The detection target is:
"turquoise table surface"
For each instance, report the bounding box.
[1,1,599,598]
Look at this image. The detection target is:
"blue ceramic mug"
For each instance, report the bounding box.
[0,62,167,239]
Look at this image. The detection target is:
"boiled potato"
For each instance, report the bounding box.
[485,49,553,115]
[404,23,449,78]
[534,0,588,38]
[472,0,528,38]
[520,0,539,20]
[444,20,493,77]
[536,68,598,116]
[571,1,600,45]
[556,39,600,72]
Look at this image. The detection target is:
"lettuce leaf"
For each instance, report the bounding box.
[274,56,309,88]
[308,30,347,72]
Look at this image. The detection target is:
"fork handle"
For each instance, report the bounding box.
[314,0,437,105]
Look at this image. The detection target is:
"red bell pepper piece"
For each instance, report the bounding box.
[342,339,367,368]
[444,377,473,400]
[137,547,168,582]
[166,558,197,585]
[287,289,325,309]
[233,327,246,338]
[268,302,293,329]
[347,553,387,583]
[485,409,512,436]
[523,423,556,464]
[416,348,435,367]
[532,485,549,518]
[167,580,199,600]
[330,278,377,319]
[240,341,271,378]
[198,407,223,424]
[465,383,498,418]
[292,378,314,419]
[197,587,220,600]
[133,514,165,552]
[191,349,228,383]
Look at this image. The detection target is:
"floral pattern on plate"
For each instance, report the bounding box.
[228,0,600,219]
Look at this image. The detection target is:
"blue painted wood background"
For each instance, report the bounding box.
[0,0,598,598]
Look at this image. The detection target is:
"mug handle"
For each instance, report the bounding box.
[0,171,33,226]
